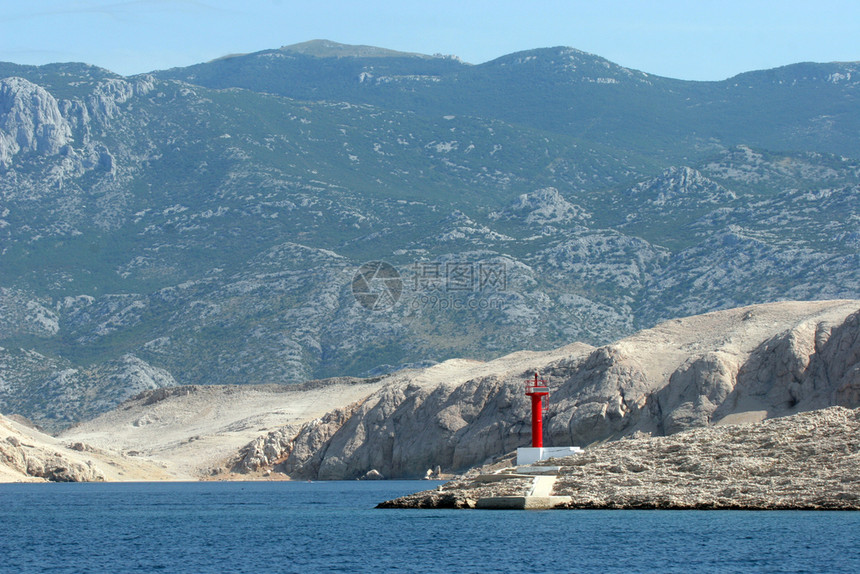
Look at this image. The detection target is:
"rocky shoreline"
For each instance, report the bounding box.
[378,406,860,510]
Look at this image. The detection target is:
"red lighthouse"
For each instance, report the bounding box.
[525,372,550,448]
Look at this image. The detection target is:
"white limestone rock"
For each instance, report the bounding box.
[655,352,738,434]
[627,166,736,208]
[0,418,104,482]
[493,187,590,225]
[0,77,73,167]
[233,426,296,472]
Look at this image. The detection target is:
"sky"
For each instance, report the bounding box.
[1,0,858,81]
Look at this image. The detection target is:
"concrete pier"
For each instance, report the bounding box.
[475,465,571,510]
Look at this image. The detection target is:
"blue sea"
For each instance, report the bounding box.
[1,481,859,573]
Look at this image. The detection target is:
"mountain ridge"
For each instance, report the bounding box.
[153,42,860,159]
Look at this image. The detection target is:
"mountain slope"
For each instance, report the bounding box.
[0,43,859,428]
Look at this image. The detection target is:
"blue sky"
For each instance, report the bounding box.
[1,0,858,81]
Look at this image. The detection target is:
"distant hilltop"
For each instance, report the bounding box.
[278,39,452,60]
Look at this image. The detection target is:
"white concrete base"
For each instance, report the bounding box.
[516,446,582,466]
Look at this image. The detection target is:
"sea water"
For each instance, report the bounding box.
[1,481,859,573]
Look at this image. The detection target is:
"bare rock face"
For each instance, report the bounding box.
[279,378,533,480]
[94,354,179,407]
[233,426,297,473]
[548,345,653,445]
[819,311,860,407]
[713,309,860,420]
[1,353,178,432]
[86,76,153,125]
[278,401,365,479]
[627,166,737,209]
[0,77,73,166]
[0,430,104,482]
[654,352,738,434]
[448,378,531,470]
[22,451,104,482]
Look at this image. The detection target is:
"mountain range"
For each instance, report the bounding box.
[0,40,858,429]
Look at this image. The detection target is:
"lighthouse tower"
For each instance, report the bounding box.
[516,371,582,466]
[525,372,550,448]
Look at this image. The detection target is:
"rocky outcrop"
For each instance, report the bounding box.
[711,308,860,420]
[0,73,147,177]
[652,351,738,434]
[626,166,737,209]
[549,303,860,443]
[277,401,364,478]
[490,187,590,225]
[260,302,860,480]
[93,354,179,407]
[20,300,856,482]
[0,416,104,482]
[233,425,298,473]
[0,77,73,167]
[274,377,533,480]
[2,55,860,429]
[380,406,860,510]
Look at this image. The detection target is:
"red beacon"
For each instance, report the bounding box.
[525,372,550,448]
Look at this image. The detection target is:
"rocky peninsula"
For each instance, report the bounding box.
[379,406,860,510]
